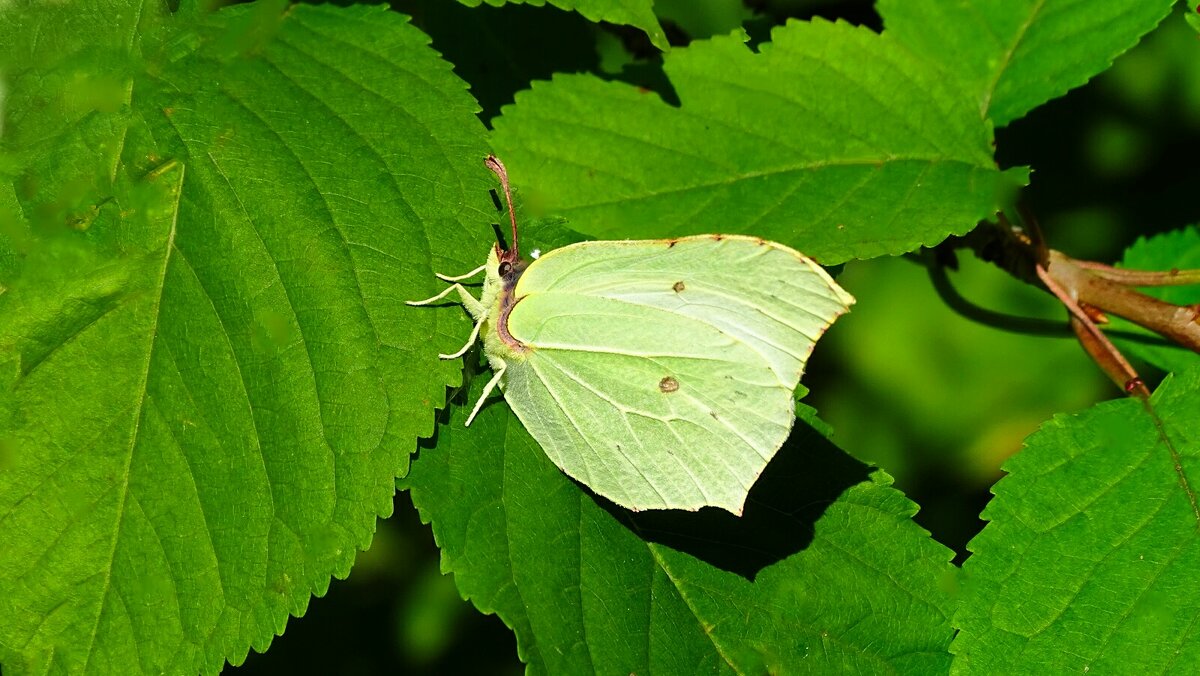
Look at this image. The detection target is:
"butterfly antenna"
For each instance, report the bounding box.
[485,155,519,257]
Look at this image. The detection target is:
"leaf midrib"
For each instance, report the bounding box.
[549,157,992,213]
[81,171,179,674]
[979,0,1046,119]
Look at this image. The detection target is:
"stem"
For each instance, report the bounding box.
[1073,260,1200,287]
[925,254,1071,337]
[1046,252,1200,353]
[1036,261,1149,397]
[1139,395,1200,528]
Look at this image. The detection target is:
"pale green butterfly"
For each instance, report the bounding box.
[409,156,854,515]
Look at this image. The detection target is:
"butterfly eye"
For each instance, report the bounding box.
[499,261,513,276]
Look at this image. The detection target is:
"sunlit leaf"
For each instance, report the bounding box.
[491,20,1012,264]
[0,3,490,672]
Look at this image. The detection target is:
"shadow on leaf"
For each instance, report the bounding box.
[596,420,872,580]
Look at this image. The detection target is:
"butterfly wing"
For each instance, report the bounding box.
[501,235,854,514]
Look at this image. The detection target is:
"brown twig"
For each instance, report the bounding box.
[1043,251,1200,354]
[1073,260,1200,287]
[1036,262,1149,397]
[950,218,1200,357]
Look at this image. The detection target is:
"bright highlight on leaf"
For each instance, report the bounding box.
[409,157,854,514]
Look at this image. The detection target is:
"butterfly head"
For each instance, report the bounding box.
[493,244,527,291]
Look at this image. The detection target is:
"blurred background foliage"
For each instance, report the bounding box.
[236,1,1200,672]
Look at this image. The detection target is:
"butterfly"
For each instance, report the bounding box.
[409,156,853,514]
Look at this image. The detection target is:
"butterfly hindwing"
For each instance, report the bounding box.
[502,292,792,513]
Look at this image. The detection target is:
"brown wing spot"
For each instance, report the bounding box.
[667,239,678,248]
[672,281,685,293]
[658,376,680,393]
[712,234,724,241]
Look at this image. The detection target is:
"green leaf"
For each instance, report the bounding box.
[0,3,490,673]
[1110,226,1200,376]
[654,0,749,41]
[490,21,1012,264]
[1188,5,1200,35]
[0,0,152,233]
[879,0,1177,127]
[951,366,1200,673]
[455,0,667,51]
[404,344,958,674]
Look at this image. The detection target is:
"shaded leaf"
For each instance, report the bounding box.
[815,254,1106,492]
[491,20,1012,264]
[952,366,1200,673]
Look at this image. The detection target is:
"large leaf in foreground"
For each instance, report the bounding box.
[1111,225,1200,377]
[952,367,1200,673]
[879,0,1176,127]
[404,358,958,674]
[0,3,490,673]
[490,20,1010,264]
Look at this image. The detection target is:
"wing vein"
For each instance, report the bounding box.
[678,390,779,463]
[526,358,670,507]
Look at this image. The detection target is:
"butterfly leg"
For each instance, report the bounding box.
[439,318,484,360]
[407,283,486,318]
[435,263,486,283]
[465,359,505,426]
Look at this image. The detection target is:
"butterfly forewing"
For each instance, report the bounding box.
[514,236,853,382]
